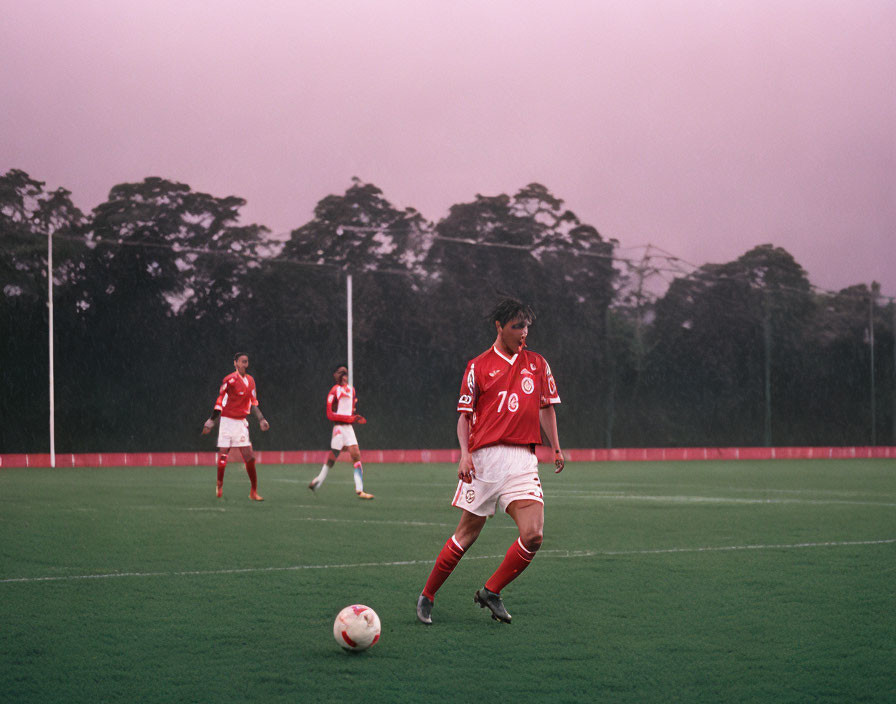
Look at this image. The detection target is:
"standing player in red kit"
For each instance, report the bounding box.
[416,298,564,625]
[202,353,269,501]
[308,364,374,499]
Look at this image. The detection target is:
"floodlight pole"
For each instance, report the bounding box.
[347,274,353,386]
[868,285,876,445]
[762,287,772,447]
[892,298,896,446]
[48,230,56,467]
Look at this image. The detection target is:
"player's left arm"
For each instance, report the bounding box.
[251,405,270,431]
[353,392,366,424]
[539,406,564,473]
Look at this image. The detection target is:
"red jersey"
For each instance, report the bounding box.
[326,383,357,424]
[457,345,560,452]
[214,372,259,419]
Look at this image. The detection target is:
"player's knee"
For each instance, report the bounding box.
[521,532,543,552]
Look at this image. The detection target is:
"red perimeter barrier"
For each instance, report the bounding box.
[1,446,894,468]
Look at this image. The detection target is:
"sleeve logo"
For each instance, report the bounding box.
[458,394,473,406]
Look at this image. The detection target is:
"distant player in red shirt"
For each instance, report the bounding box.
[202,353,269,501]
[416,298,564,625]
[308,364,374,499]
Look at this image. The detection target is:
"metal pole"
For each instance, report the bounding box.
[48,230,56,467]
[892,298,896,446]
[347,274,353,386]
[868,286,876,445]
[763,289,772,447]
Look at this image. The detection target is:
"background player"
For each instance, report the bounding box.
[308,364,374,499]
[202,352,269,500]
[416,298,564,625]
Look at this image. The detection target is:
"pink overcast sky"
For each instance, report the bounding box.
[2,0,894,296]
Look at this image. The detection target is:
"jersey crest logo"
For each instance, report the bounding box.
[507,393,519,412]
[465,489,476,503]
[530,363,537,371]
[521,376,535,395]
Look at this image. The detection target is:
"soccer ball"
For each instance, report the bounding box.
[333,604,381,651]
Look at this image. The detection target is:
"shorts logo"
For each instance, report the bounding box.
[521,376,535,395]
[465,489,476,503]
[507,393,519,412]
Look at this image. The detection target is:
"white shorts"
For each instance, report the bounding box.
[451,444,543,517]
[330,424,358,451]
[217,416,251,448]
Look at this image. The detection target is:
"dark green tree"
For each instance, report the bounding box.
[647,245,814,446]
[0,170,84,452]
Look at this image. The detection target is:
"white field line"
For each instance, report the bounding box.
[542,538,896,558]
[129,504,329,510]
[556,484,896,498]
[285,517,456,527]
[554,493,896,508]
[2,538,893,585]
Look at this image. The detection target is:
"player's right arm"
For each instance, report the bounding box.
[456,359,477,482]
[201,409,221,434]
[457,413,474,483]
[203,380,227,434]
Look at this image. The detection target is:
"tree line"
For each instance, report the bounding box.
[1,169,893,453]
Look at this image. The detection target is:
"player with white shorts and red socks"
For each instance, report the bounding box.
[308,364,373,499]
[202,353,269,501]
[416,298,564,624]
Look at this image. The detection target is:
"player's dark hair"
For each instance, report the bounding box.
[489,298,536,328]
[233,352,248,362]
[333,363,348,374]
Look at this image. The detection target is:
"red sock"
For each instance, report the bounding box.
[485,538,536,594]
[216,453,228,484]
[244,458,258,491]
[422,536,466,601]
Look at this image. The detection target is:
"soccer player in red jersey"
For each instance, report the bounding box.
[416,298,564,625]
[202,353,270,501]
[308,364,374,499]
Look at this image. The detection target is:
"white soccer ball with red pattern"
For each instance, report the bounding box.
[333,604,381,651]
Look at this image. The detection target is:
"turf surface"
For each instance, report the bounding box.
[1,459,894,703]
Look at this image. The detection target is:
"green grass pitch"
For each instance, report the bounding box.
[1,459,894,703]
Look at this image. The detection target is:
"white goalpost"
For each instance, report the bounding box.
[48,231,56,467]
[346,273,353,386]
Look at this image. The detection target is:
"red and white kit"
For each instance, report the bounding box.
[214,372,258,448]
[453,345,560,515]
[215,371,259,418]
[327,383,359,450]
[457,345,560,452]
